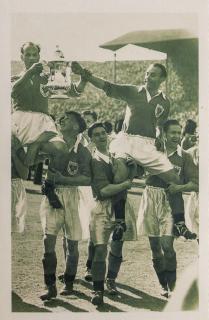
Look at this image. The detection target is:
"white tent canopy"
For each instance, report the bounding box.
[114,44,167,61]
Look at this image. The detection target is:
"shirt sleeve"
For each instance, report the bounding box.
[103,81,138,103]
[181,151,199,184]
[78,146,92,177]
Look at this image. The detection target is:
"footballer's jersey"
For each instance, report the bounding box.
[11,72,81,114]
[12,73,49,114]
[146,146,186,188]
[103,83,170,138]
[183,146,199,185]
[49,142,92,183]
[91,150,114,200]
[91,150,127,202]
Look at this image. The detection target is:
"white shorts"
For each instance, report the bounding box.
[79,186,95,239]
[11,178,27,233]
[90,198,137,245]
[109,132,173,175]
[137,186,173,237]
[186,192,199,237]
[12,110,60,146]
[39,186,83,240]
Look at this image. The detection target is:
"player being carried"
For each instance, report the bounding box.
[11,42,87,169]
[70,61,196,239]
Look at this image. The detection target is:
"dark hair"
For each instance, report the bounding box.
[163,119,181,133]
[103,121,113,134]
[182,119,197,136]
[152,63,167,79]
[21,42,41,54]
[88,122,107,138]
[82,110,98,121]
[65,111,86,133]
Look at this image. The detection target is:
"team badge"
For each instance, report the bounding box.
[155,104,164,118]
[173,165,181,176]
[40,84,50,97]
[67,161,78,176]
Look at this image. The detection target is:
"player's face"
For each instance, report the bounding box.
[59,114,79,134]
[84,115,95,128]
[91,127,108,149]
[165,125,182,147]
[144,65,165,91]
[21,45,40,69]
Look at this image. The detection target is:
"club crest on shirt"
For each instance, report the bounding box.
[155,104,164,118]
[67,161,78,176]
[40,84,50,97]
[173,165,181,176]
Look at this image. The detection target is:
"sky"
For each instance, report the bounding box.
[11,12,197,62]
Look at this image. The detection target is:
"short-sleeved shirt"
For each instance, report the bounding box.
[103,83,170,138]
[91,149,127,202]
[183,146,199,185]
[12,73,49,114]
[91,150,114,200]
[49,141,92,185]
[11,73,81,114]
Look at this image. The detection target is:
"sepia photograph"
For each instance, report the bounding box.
[1,0,209,319]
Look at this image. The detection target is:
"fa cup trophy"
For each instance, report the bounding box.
[42,45,72,99]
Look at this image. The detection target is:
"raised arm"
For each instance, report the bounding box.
[71,61,137,102]
[11,62,43,98]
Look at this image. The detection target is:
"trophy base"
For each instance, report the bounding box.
[49,94,70,99]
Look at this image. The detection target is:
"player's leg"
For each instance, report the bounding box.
[160,236,177,293]
[106,240,123,295]
[40,234,58,301]
[112,196,127,241]
[60,240,79,295]
[91,244,107,305]
[23,131,58,166]
[157,169,196,240]
[57,234,67,283]
[149,237,168,297]
[90,201,113,305]
[39,193,64,300]
[84,240,95,282]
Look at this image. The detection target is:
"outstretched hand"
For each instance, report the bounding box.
[71,61,84,75]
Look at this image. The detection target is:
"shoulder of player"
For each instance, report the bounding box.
[77,142,92,158]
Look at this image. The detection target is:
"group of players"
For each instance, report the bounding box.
[11,42,199,307]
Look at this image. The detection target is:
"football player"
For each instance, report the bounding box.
[71,61,195,239]
[39,111,92,300]
[137,119,198,298]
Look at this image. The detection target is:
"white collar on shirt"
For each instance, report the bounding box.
[94,149,111,164]
[167,144,182,157]
[60,134,80,154]
[138,85,166,102]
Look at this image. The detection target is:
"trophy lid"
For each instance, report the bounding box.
[48,45,68,63]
